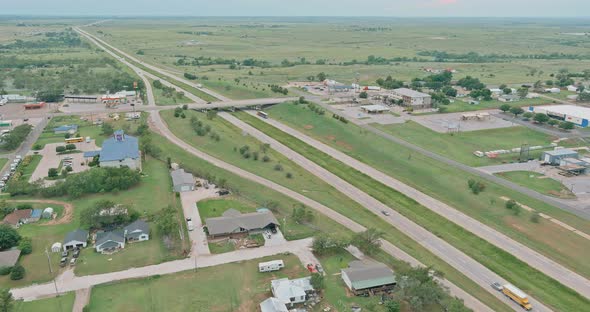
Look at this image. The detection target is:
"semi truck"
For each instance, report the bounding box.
[502,283,532,310]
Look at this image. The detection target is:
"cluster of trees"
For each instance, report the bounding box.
[292,205,314,224]
[153,80,185,100]
[307,103,325,115]
[80,200,139,230]
[236,144,270,162]
[457,76,486,91]
[1,124,32,151]
[418,50,590,62]
[332,114,348,124]
[269,84,288,95]
[467,179,486,195]
[189,115,219,141]
[376,75,404,90]
[500,105,575,130]
[0,224,20,250]
[55,144,77,153]
[183,73,197,80]
[0,30,84,50]
[154,205,179,241]
[312,228,383,256]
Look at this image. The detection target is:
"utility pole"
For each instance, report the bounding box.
[45,247,63,312]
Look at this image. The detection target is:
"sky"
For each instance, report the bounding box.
[2,0,590,17]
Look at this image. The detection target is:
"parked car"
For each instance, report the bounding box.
[186,217,192,222]
[491,282,504,291]
[61,250,68,257]
[217,189,230,196]
[70,258,77,266]
[381,210,391,216]
[73,249,80,258]
[59,257,67,267]
[315,264,324,274]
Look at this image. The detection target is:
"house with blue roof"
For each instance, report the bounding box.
[53,124,79,135]
[99,130,141,170]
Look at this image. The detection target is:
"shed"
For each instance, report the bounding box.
[171,169,195,192]
[51,242,62,253]
[42,207,54,219]
[271,277,314,306]
[30,209,42,222]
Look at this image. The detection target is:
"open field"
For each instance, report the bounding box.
[496,171,576,199]
[14,292,75,312]
[373,121,556,166]
[147,129,512,311]
[238,106,590,311]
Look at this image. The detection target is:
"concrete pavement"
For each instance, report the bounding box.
[180,188,217,256]
[220,112,550,311]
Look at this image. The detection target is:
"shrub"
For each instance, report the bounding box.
[65,143,76,150]
[19,237,32,255]
[0,266,12,276]
[530,213,540,223]
[10,265,25,280]
[182,104,188,110]
[48,168,59,178]
[286,172,293,179]
[65,166,73,172]
[505,199,517,210]
[55,146,66,153]
[32,143,42,150]
[262,155,271,162]
[180,113,186,119]
[274,164,283,171]
[16,203,32,210]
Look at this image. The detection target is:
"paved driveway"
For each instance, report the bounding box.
[180,186,218,256]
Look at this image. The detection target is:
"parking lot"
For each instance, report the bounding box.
[412,110,516,133]
[29,140,99,183]
[331,103,408,125]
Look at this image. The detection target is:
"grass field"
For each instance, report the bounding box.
[373,121,555,166]
[0,158,8,171]
[87,254,309,311]
[238,107,590,311]
[149,78,193,106]
[14,292,75,312]
[35,115,104,148]
[147,129,512,311]
[496,171,575,199]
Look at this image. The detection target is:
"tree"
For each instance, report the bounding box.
[0,225,20,250]
[65,143,76,150]
[499,104,511,113]
[80,200,138,230]
[2,124,32,151]
[359,91,368,99]
[292,205,313,223]
[101,123,114,136]
[310,273,325,290]
[0,288,14,312]
[503,87,512,94]
[316,72,327,82]
[530,213,540,223]
[48,168,58,178]
[522,112,534,119]
[18,237,32,255]
[548,119,559,126]
[509,106,524,117]
[9,265,24,280]
[578,92,590,102]
[559,121,575,130]
[311,233,348,255]
[352,228,383,255]
[385,301,401,312]
[55,146,66,153]
[505,199,517,210]
[517,87,529,98]
[533,113,550,124]
[442,86,457,97]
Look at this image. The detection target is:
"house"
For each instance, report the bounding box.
[30,209,42,222]
[53,124,79,135]
[259,297,288,312]
[567,85,579,92]
[0,249,21,268]
[205,209,279,238]
[498,94,521,102]
[542,148,579,165]
[360,105,389,114]
[124,220,150,242]
[171,169,195,192]
[271,277,314,307]
[98,130,141,170]
[392,88,432,109]
[341,261,397,296]
[95,229,126,253]
[63,229,89,250]
[490,88,503,95]
[2,209,32,228]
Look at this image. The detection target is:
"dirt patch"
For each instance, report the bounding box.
[325,135,336,141]
[304,124,314,130]
[8,199,74,225]
[335,140,354,151]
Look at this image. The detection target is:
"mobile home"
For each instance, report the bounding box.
[259,260,285,272]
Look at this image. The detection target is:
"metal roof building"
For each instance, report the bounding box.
[529,105,590,127]
[205,209,279,237]
[99,130,141,170]
[341,261,396,295]
[170,169,195,192]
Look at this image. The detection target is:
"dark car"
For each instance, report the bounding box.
[73,249,80,258]
[61,250,68,257]
[186,217,192,222]
[217,189,230,196]
[59,257,67,267]
[270,227,277,234]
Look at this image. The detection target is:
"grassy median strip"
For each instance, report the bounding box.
[237,111,590,312]
[149,127,512,312]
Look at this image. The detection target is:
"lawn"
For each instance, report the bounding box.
[239,106,590,311]
[373,121,555,166]
[0,158,186,286]
[197,196,257,223]
[34,116,104,149]
[18,155,42,181]
[150,78,193,106]
[0,158,7,171]
[496,171,575,199]
[87,254,309,311]
[442,97,553,113]
[146,128,511,311]
[14,292,75,312]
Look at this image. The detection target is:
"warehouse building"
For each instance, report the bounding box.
[392,88,432,109]
[528,105,590,127]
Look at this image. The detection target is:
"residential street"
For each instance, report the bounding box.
[247,111,590,300]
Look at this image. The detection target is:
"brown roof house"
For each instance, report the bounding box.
[2,209,33,228]
[205,209,279,238]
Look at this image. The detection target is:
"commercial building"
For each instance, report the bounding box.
[98,130,141,170]
[170,169,195,192]
[528,105,590,127]
[542,148,578,165]
[360,104,390,114]
[392,88,432,109]
[341,261,396,296]
[205,209,279,238]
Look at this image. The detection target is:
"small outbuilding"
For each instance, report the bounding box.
[63,229,89,250]
[171,169,195,192]
[42,207,54,219]
[341,260,396,296]
[51,242,62,253]
[30,209,42,222]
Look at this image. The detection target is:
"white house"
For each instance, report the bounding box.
[98,130,141,170]
[259,297,288,312]
[271,277,313,306]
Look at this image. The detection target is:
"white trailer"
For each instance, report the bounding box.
[258,260,284,272]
